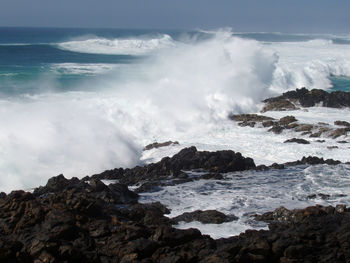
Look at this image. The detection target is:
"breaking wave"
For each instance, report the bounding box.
[57,34,175,55]
[1,29,350,192]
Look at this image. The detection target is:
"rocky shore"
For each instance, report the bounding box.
[0,146,349,262]
[1,88,349,262]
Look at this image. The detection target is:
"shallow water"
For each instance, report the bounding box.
[139,164,350,238]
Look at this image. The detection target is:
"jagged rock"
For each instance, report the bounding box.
[279,116,298,126]
[269,163,285,170]
[334,120,350,127]
[284,138,310,144]
[144,141,180,151]
[229,114,274,122]
[261,99,297,112]
[263,87,350,110]
[307,193,331,200]
[268,125,284,134]
[337,140,348,144]
[282,156,341,166]
[262,120,275,127]
[329,127,350,138]
[238,121,256,127]
[171,210,238,224]
[295,124,313,132]
[2,170,350,262]
[92,147,256,185]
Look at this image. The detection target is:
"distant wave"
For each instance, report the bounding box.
[57,34,176,55]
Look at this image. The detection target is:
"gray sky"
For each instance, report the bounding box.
[1,0,349,33]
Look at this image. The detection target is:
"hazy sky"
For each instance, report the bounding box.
[1,0,349,33]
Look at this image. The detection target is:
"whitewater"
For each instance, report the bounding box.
[0,28,350,237]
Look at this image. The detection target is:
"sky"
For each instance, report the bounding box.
[0,0,349,33]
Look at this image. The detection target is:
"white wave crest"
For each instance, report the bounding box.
[57,34,175,55]
[1,30,350,192]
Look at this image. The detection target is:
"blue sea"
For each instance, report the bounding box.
[0,27,350,193]
[1,28,349,97]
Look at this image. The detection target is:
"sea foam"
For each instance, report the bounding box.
[0,30,350,192]
[57,34,175,55]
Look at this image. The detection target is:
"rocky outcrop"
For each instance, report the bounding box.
[261,99,297,112]
[171,210,238,224]
[284,138,310,144]
[91,147,256,185]
[262,87,350,112]
[230,112,350,139]
[1,152,350,262]
[143,141,179,151]
[2,174,350,262]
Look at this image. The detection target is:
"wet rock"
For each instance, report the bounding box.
[268,125,284,134]
[144,141,179,151]
[238,121,256,127]
[295,124,313,132]
[262,120,275,127]
[329,127,350,138]
[284,138,310,144]
[263,87,350,110]
[2,169,350,262]
[316,140,326,143]
[229,114,274,122]
[307,193,331,200]
[269,163,285,170]
[93,147,256,185]
[334,120,350,127]
[309,131,322,138]
[171,210,238,224]
[327,146,339,150]
[337,140,348,144]
[261,99,297,112]
[279,116,298,126]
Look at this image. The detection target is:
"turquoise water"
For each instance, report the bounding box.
[1,27,350,97]
[330,75,350,92]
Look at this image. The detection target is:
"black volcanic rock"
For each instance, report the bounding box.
[284,138,310,144]
[1,162,350,261]
[263,87,350,111]
[91,147,256,185]
[171,210,238,224]
[143,141,179,151]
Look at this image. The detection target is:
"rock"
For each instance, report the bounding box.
[307,193,331,200]
[337,140,348,144]
[269,163,285,170]
[284,138,310,144]
[2,171,350,262]
[171,210,238,224]
[295,124,313,132]
[92,147,256,185]
[229,114,274,122]
[329,127,350,138]
[334,120,350,127]
[261,99,297,112]
[279,116,298,126]
[238,121,256,127]
[143,141,180,151]
[262,120,275,127]
[327,146,339,150]
[268,125,284,134]
[262,87,350,110]
[316,140,326,143]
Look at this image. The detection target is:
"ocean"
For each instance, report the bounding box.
[1,27,350,237]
